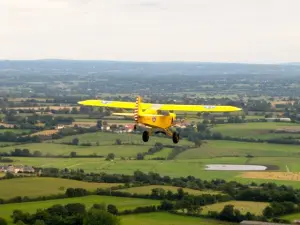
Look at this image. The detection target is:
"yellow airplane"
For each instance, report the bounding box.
[78,96,242,144]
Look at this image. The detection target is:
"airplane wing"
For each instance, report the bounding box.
[153,104,242,112]
[78,99,242,112]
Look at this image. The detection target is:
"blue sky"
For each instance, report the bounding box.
[1,0,299,63]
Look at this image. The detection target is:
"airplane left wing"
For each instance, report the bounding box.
[151,104,242,112]
[78,99,242,112]
[77,99,148,109]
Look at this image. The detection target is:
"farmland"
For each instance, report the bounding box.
[201,201,269,216]
[1,60,300,224]
[119,185,222,195]
[0,195,161,223]
[0,142,153,157]
[211,122,300,140]
[121,212,236,225]
[51,131,193,146]
[0,177,122,199]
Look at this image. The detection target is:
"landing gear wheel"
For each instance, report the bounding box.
[142,131,149,142]
[172,132,179,144]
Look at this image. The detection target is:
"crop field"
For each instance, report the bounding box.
[0,142,153,157]
[201,201,269,216]
[119,185,222,195]
[121,212,236,225]
[211,122,300,139]
[30,129,58,136]
[240,171,300,181]
[0,195,161,223]
[0,177,122,199]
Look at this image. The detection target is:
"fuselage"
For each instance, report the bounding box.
[138,112,176,129]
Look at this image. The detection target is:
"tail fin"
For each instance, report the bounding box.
[134,96,142,122]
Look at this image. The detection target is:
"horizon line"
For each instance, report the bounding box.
[0,58,300,65]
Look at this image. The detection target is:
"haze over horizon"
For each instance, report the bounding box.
[1,0,300,64]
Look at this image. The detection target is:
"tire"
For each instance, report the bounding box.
[172,131,179,144]
[142,131,149,142]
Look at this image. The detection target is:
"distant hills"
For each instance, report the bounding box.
[0,59,300,77]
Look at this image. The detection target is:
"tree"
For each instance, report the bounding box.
[106,153,115,161]
[115,139,121,145]
[97,120,102,129]
[263,206,274,218]
[72,138,79,145]
[70,152,77,157]
[107,204,118,215]
[33,150,42,157]
[84,208,120,225]
[136,153,144,160]
[33,220,46,225]
[92,203,106,211]
[194,139,202,147]
[0,218,7,225]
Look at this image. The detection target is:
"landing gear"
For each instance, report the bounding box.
[141,128,179,144]
[142,130,149,142]
[172,131,179,144]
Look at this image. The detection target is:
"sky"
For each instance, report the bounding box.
[1,0,300,63]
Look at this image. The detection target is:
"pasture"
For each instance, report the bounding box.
[0,129,31,134]
[51,131,193,146]
[121,212,236,225]
[0,177,122,199]
[211,122,300,139]
[281,212,300,223]
[175,140,300,159]
[0,142,152,157]
[119,185,222,195]
[0,195,161,223]
[201,201,269,216]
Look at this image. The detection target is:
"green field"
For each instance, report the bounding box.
[281,212,300,222]
[0,177,122,199]
[0,195,160,223]
[201,201,269,216]
[0,142,152,157]
[176,140,300,159]
[0,129,31,134]
[121,212,237,225]
[144,147,173,159]
[51,131,193,146]
[211,122,300,139]
[119,185,222,195]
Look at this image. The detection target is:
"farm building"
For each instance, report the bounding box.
[240,221,291,225]
[0,165,35,173]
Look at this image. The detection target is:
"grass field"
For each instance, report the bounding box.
[144,147,173,159]
[175,140,300,159]
[0,129,31,134]
[119,185,222,195]
[0,177,122,199]
[51,131,193,146]
[121,212,237,225]
[0,195,161,223]
[281,212,300,222]
[0,142,152,157]
[201,201,269,216]
[211,122,300,140]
